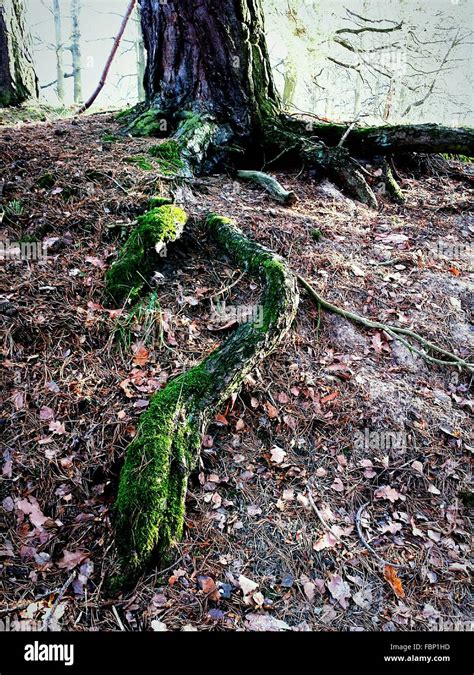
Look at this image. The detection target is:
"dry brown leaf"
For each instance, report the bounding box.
[384,564,405,599]
[133,345,150,366]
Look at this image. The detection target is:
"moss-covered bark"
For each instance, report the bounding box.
[113,212,299,582]
[105,204,188,305]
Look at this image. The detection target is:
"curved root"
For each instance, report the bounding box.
[113,213,299,581]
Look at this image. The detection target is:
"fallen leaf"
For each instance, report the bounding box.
[238,574,258,600]
[245,613,291,631]
[321,391,338,405]
[270,446,286,464]
[374,485,406,503]
[331,478,344,492]
[384,565,405,599]
[133,345,149,367]
[58,549,89,571]
[197,575,220,601]
[353,587,373,610]
[16,496,48,529]
[265,402,279,419]
[39,406,55,421]
[327,574,351,609]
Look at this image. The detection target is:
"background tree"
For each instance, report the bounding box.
[0,0,39,106]
[52,0,65,102]
[69,0,82,103]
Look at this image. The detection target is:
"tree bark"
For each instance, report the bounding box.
[70,0,82,104]
[52,0,65,102]
[284,119,474,157]
[0,0,38,106]
[135,4,146,100]
[138,0,279,138]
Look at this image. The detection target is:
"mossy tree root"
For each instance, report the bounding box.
[105,203,188,305]
[263,119,378,209]
[114,213,299,581]
[382,159,405,204]
[236,170,298,205]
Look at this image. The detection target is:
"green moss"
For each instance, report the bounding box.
[102,133,118,143]
[114,212,298,581]
[115,107,134,120]
[114,362,213,576]
[126,109,168,137]
[105,205,188,305]
[148,195,173,209]
[148,140,184,175]
[311,228,322,241]
[124,155,155,171]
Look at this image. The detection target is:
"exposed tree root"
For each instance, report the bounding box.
[105,202,187,305]
[264,118,378,208]
[297,275,473,372]
[382,158,405,204]
[236,170,298,205]
[112,213,299,583]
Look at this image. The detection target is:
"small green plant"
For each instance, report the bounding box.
[114,291,165,352]
[124,155,155,171]
[311,228,322,241]
[4,199,24,216]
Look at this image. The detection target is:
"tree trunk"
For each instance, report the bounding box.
[135,5,146,101]
[138,0,279,138]
[52,0,64,102]
[70,0,82,104]
[284,119,474,157]
[0,0,38,106]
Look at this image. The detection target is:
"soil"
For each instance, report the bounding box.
[1,112,472,632]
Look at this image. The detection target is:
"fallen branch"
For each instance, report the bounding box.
[42,571,76,631]
[78,0,137,114]
[297,275,473,372]
[236,170,298,205]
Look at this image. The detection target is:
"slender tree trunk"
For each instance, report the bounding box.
[0,0,38,106]
[70,0,82,104]
[282,57,297,109]
[52,0,64,102]
[135,5,145,101]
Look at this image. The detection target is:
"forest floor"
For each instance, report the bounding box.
[1,112,472,632]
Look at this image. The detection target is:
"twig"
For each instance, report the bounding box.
[0,588,61,618]
[297,275,474,372]
[306,485,344,543]
[356,503,404,569]
[42,571,76,631]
